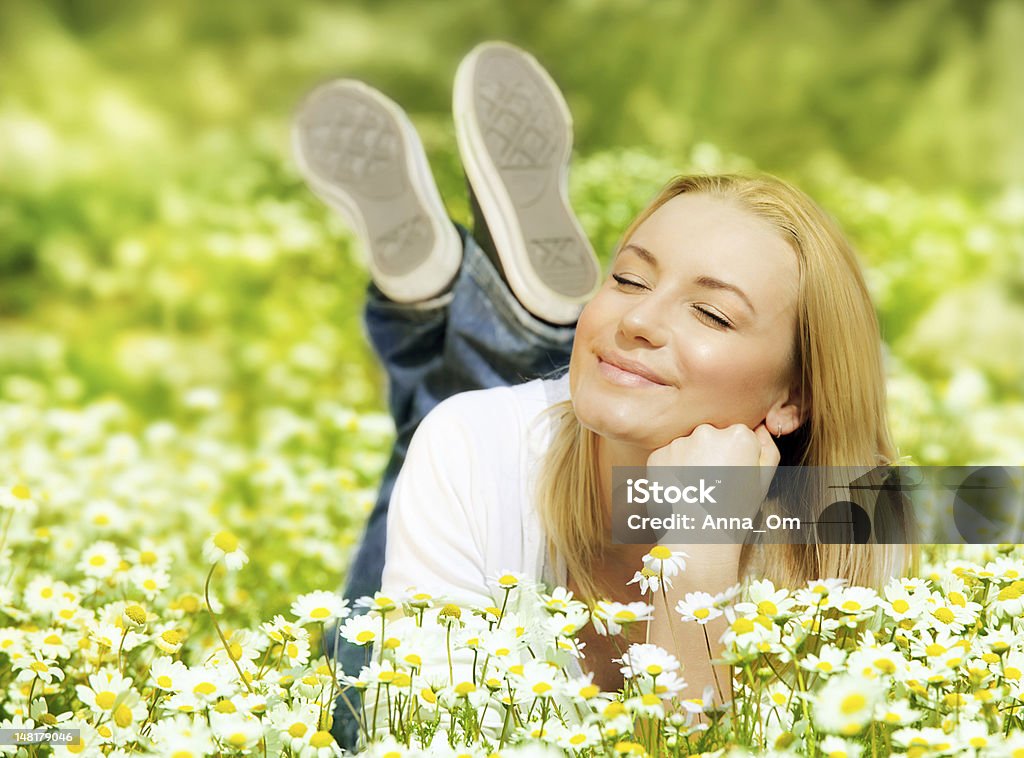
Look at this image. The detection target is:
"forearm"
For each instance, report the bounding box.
[647,544,741,702]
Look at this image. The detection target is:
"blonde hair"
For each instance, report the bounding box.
[535,173,918,603]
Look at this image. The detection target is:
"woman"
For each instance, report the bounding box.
[293,41,915,749]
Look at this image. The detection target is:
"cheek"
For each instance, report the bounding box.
[686,342,778,396]
[574,296,605,340]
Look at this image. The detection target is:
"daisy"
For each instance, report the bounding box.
[626,692,666,719]
[735,578,796,619]
[896,576,930,594]
[479,626,525,665]
[992,579,1024,618]
[299,729,342,758]
[76,541,122,580]
[0,627,26,658]
[515,660,563,700]
[588,705,634,741]
[105,688,148,742]
[675,591,723,624]
[268,701,321,754]
[954,721,997,752]
[879,583,926,622]
[679,684,717,716]
[627,568,663,594]
[718,607,774,656]
[124,539,172,572]
[827,586,879,617]
[129,565,171,601]
[872,698,923,727]
[891,726,955,754]
[206,628,266,669]
[760,680,793,711]
[74,668,135,716]
[83,499,123,532]
[988,556,1024,581]
[184,665,236,706]
[261,614,304,645]
[800,644,848,676]
[338,613,379,647]
[150,656,188,692]
[50,719,105,757]
[202,531,248,571]
[793,577,847,608]
[818,735,862,758]
[147,714,215,757]
[32,579,81,623]
[640,669,687,698]
[795,611,841,640]
[642,546,687,582]
[154,626,187,655]
[344,659,403,691]
[910,628,970,670]
[210,711,264,753]
[280,632,312,667]
[82,622,144,666]
[812,674,884,736]
[12,653,65,685]
[291,590,350,625]
[618,643,680,680]
[354,592,399,615]
[590,600,654,636]
[403,591,436,611]
[543,606,589,639]
[846,643,904,679]
[539,586,587,615]
[553,722,602,751]
[490,570,526,592]
[0,483,36,514]
[566,673,607,704]
[28,627,74,660]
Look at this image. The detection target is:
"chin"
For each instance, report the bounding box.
[572,395,661,447]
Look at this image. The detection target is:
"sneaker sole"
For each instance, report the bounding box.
[454,42,601,325]
[292,80,461,303]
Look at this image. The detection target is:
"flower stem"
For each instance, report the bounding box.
[702,624,725,703]
[203,563,253,693]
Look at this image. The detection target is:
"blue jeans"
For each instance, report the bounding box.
[329,224,577,750]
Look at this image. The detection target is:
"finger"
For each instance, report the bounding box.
[754,423,781,469]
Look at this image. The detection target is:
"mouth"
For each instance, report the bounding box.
[596,352,671,388]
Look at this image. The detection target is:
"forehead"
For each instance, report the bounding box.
[624,193,799,306]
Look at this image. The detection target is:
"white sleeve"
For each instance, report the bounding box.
[380,397,495,609]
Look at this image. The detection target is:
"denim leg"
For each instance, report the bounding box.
[330,223,578,750]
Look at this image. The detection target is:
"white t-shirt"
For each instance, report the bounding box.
[380,372,572,606]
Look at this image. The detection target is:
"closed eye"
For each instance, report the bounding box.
[612,273,645,290]
[693,306,732,329]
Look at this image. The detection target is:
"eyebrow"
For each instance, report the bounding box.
[618,243,757,315]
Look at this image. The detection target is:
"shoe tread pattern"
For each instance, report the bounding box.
[474,50,596,298]
[297,86,436,276]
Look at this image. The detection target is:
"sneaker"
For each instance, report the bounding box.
[453,41,601,325]
[292,80,461,303]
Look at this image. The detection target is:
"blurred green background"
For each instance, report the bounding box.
[2,0,1023,609]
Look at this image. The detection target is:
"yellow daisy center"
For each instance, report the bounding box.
[213,531,238,553]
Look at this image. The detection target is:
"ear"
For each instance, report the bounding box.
[766,378,806,437]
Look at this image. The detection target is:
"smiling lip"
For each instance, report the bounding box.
[597,352,670,387]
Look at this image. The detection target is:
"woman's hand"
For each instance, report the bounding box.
[646,422,781,513]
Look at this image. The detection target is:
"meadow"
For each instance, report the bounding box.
[2,2,1022,755]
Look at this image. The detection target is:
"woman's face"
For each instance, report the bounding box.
[569,192,802,451]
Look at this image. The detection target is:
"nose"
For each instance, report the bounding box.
[617,295,670,347]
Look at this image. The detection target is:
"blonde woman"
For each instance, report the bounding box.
[294,41,915,749]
